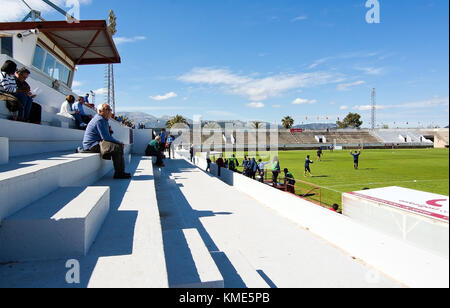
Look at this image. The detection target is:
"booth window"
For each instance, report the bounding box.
[0,36,13,57]
[32,44,72,85]
[32,45,46,70]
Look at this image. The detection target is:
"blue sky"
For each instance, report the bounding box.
[4,0,449,127]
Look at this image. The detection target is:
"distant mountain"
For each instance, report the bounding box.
[117,112,192,129]
[118,112,342,131]
[117,112,276,129]
[293,123,338,130]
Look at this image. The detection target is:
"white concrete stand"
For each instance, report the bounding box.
[0,186,110,262]
[0,137,8,165]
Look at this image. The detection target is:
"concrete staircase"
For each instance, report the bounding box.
[0,120,170,288]
[0,152,113,222]
[0,118,84,158]
[0,186,110,262]
[0,154,169,288]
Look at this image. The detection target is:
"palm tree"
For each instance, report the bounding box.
[282,116,294,129]
[166,115,189,129]
[252,121,263,130]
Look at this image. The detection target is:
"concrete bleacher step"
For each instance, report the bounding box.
[163,228,224,288]
[0,118,84,158]
[211,250,270,288]
[0,137,7,165]
[0,186,110,262]
[0,152,113,222]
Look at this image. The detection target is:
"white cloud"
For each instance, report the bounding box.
[247,102,265,108]
[291,15,308,22]
[308,57,331,69]
[337,80,366,91]
[72,81,83,88]
[292,98,317,105]
[353,96,449,111]
[355,66,384,75]
[340,105,349,110]
[114,36,147,45]
[0,0,92,22]
[308,51,380,69]
[149,92,178,101]
[179,67,338,101]
[93,88,108,95]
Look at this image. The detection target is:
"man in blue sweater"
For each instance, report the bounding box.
[82,104,130,179]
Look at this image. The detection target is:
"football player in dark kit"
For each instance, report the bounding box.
[351,150,361,170]
[304,155,313,177]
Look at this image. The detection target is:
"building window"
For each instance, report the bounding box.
[0,37,13,57]
[32,44,72,86]
[43,52,56,78]
[54,61,70,85]
[32,45,46,70]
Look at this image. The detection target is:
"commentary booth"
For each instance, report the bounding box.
[0,20,121,127]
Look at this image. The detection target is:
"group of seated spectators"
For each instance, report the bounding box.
[145,128,176,167]
[58,95,93,129]
[0,60,41,123]
[0,60,98,129]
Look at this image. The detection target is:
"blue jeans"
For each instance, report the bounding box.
[13,92,33,121]
[72,113,86,129]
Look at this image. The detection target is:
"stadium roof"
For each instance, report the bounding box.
[0,20,120,65]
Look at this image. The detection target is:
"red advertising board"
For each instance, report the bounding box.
[290,129,304,133]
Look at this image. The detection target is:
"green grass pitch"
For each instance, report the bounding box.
[221,148,449,208]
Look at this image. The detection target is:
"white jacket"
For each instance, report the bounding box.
[58,100,75,119]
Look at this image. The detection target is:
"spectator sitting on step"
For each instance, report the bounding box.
[82,103,131,179]
[58,95,88,129]
[74,96,93,124]
[145,135,165,167]
[84,93,95,109]
[14,67,42,124]
[0,60,32,122]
